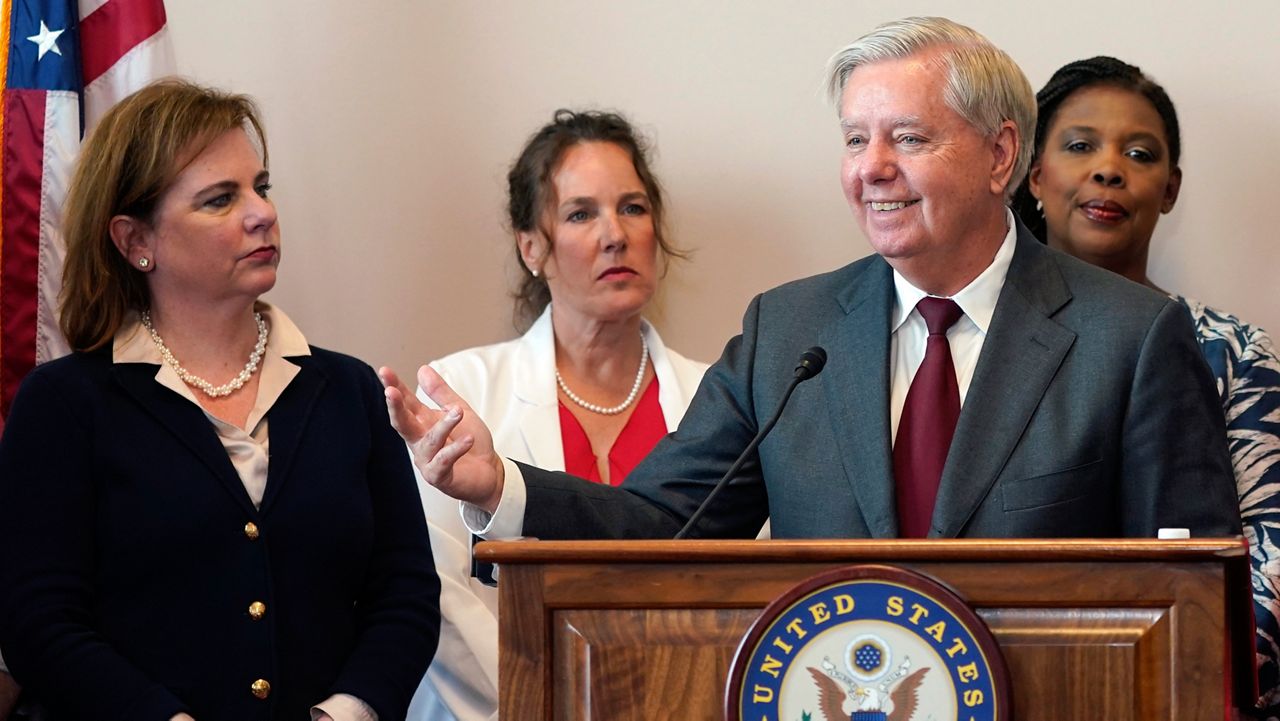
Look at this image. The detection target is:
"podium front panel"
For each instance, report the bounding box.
[484,539,1244,721]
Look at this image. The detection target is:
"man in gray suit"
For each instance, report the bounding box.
[381,17,1240,540]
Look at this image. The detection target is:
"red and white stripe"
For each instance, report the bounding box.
[35,91,79,364]
[79,0,172,132]
[0,0,170,425]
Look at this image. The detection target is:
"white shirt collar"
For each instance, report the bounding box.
[890,207,1017,334]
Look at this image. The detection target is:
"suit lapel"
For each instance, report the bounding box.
[519,403,564,469]
[821,259,898,538]
[260,356,327,513]
[513,310,566,470]
[112,363,258,515]
[931,228,1077,537]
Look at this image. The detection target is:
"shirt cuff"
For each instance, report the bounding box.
[461,456,527,538]
[311,693,377,721]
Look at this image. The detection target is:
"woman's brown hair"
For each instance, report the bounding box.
[59,79,267,351]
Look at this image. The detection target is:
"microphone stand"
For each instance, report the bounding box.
[674,347,826,539]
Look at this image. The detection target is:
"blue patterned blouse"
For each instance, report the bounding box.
[1175,296,1280,717]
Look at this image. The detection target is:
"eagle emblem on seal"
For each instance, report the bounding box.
[805,655,929,721]
[727,567,1006,721]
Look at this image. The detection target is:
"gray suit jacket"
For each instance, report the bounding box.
[519,221,1241,539]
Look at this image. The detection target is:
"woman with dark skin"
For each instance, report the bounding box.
[1013,56,1280,718]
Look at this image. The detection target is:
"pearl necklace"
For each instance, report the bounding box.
[141,310,269,398]
[555,332,649,415]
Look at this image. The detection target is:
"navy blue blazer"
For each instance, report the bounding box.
[517,221,1241,540]
[0,345,440,721]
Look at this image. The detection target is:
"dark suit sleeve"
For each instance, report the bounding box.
[521,296,772,540]
[1120,300,1241,537]
[0,370,188,721]
[325,364,442,719]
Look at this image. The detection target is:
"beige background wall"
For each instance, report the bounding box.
[166,2,1279,376]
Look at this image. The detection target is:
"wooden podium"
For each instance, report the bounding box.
[477,538,1253,721]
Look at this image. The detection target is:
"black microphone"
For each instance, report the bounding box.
[674,346,827,539]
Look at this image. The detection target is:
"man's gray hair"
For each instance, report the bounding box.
[825,17,1036,196]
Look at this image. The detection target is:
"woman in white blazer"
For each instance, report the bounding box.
[407,110,708,721]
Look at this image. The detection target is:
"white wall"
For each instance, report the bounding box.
[167,2,1280,376]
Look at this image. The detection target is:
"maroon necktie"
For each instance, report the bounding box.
[893,297,964,538]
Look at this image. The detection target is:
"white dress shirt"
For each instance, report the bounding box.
[467,209,1017,541]
[889,209,1016,443]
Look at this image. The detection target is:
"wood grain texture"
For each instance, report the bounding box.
[553,609,755,720]
[476,538,1247,564]
[486,539,1247,720]
[983,607,1171,720]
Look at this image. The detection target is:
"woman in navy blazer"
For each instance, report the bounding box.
[0,81,440,721]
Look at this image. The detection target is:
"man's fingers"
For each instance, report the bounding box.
[381,382,426,442]
[410,406,464,466]
[418,365,472,414]
[378,365,417,434]
[424,407,463,449]
[377,366,408,396]
[423,435,477,489]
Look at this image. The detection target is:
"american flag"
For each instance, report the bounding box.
[0,0,172,432]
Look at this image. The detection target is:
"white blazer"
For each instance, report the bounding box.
[407,306,708,721]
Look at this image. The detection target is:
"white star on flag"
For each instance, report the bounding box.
[26,21,66,61]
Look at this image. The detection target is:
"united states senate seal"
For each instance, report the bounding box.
[725,565,1010,721]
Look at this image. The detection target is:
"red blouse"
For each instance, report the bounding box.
[558,377,667,486]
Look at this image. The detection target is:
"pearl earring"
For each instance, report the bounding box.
[531,268,539,278]
[138,258,151,268]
